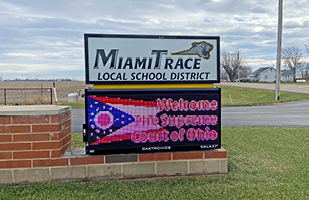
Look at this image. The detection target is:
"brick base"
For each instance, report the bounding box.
[0,148,227,185]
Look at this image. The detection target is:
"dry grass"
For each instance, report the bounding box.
[24,95,51,105]
[0,81,91,104]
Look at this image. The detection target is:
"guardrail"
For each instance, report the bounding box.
[0,88,53,105]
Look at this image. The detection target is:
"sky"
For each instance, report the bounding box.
[0,0,309,80]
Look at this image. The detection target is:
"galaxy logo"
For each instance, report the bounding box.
[85,89,221,155]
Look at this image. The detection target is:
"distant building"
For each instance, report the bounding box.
[249,67,276,82]
[249,67,294,82]
[281,70,294,82]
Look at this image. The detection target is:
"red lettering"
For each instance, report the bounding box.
[163,129,169,142]
[198,100,211,110]
[176,115,185,128]
[169,116,176,126]
[179,128,186,141]
[198,115,205,126]
[187,128,195,141]
[160,114,168,127]
[205,115,211,126]
[197,128,205,140]
[171,101,179,111]
[191,115,197,126]
[156,98,172,111]
[152,117,159,125]
[132,130,171,143]
[135,115,142,126]
[170,131,179,141]
[148,131,156,142]
[189,101,197,111]
[158,130,170,142]
[179,98,184,111]
[211,100,218,111]
[210,130,218,140]
[157,98,216,112]
[140,132,148,143]
[205,126,210,140]
[210,115,218,125]
[136,115,159,126]
[185,115,191,126]
[183,101,189,111]
[131,132,140,143]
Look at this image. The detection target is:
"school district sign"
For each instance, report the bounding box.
[84,34,220,84]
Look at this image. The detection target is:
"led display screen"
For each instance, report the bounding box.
[84,88,221,155]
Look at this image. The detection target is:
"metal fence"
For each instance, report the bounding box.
[0,88,53,105]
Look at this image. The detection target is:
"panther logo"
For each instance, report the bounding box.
[171,41,214,60]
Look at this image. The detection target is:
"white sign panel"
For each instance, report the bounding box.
[85,34,220,84]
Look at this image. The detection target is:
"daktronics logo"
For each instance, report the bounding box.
[93,41,214,70]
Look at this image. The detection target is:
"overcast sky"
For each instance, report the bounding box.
[0,0,308,80]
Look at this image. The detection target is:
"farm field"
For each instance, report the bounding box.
[0,81,91,104]
[1,82,309,107]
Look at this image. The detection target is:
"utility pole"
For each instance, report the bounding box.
[275,0,283,100]
[237,51,240,79]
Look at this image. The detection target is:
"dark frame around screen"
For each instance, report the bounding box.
[84,88,221,155]
[84,34,220,85]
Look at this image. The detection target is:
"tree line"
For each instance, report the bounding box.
[221,43,309,82]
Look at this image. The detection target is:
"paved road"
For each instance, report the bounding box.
[218,82,309,94]
[71,100,309,132]
[71,109,85,132]
[222,100,309,127]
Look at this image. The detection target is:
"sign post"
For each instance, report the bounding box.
[275,0,283,100]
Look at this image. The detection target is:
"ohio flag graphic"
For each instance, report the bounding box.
[87,95,163,145]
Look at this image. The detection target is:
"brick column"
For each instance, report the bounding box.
[0,105,71,169]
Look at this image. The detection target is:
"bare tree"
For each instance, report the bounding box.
[239,66,252,78]
[220,66,229,81]
[302,42,309,54]
[282,46,303,82]
[299,62,309,81]
[221,50,247,82]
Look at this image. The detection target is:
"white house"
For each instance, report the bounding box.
[249,67,276,82]
[281,70,294,82]
[249,67,294,82]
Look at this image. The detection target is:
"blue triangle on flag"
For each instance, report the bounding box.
[87,96,135,142]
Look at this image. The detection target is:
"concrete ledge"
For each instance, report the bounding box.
[189,159,219,175]
[0,170,13,185]
[88,164,122,180]
[14,168,50,185]
[157,161,188,176]
[51,166,86,183]
[0,105,70,115]
[0,159,228,185]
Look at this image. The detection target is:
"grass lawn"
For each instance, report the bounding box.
[220,85,309,106]
[59,85,309,109]
[1,127,308,199]
[58,101,85,109]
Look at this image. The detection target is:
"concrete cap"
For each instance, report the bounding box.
[0,105,71,116]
